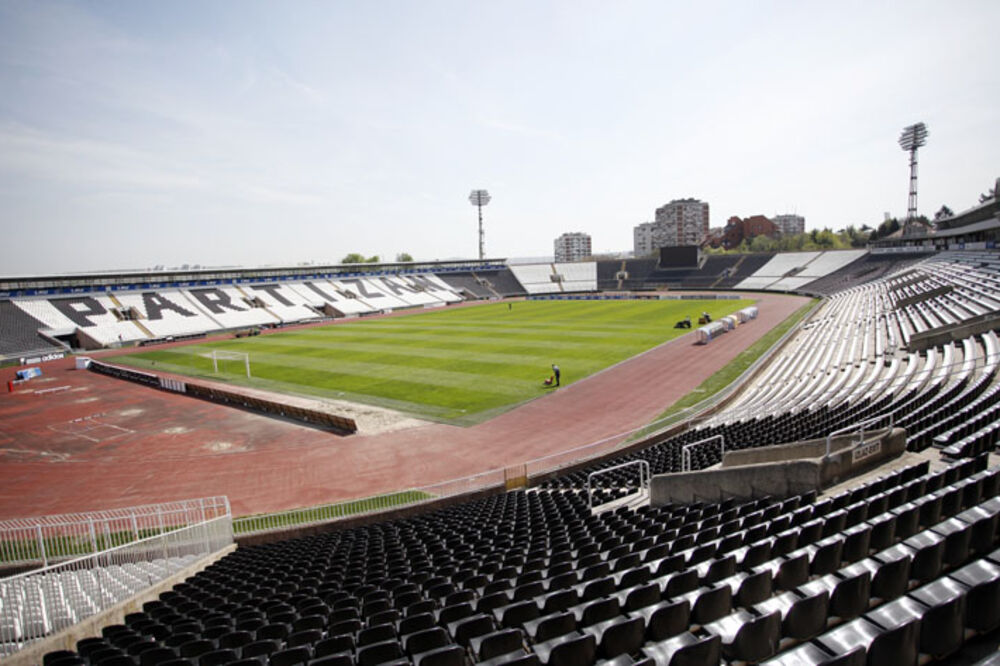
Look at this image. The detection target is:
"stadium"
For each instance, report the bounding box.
[3,2,1000,663]
[4,187,1000,665]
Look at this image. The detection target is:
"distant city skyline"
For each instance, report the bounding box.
[1,1,998,275]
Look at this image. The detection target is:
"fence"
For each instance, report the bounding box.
[0,497,230,568]
[0,513,233,656]
[233,469,507,536]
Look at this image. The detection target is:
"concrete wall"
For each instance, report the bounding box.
[908,310,1000,351]
[6,545,236,666]
[651,460,821,504]
[651,427,906,505]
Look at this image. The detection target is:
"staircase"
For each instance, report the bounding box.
[711,255,745,288]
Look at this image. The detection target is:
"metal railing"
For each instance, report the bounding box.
[0,497,230,567]
[681,434,726,472]
[586,461,650,512]
[824,413,895,458]
[232,469,508,536]
[0,514,233,657]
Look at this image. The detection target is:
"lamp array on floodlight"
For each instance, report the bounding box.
[898,122,928,151]
[469,189,491,260]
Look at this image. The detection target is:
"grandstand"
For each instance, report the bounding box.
[3,252,893,360]
[506,263,597,295]
[0,300,65,358]
[6,245,1000,664]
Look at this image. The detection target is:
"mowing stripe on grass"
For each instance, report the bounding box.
[110,299,754,424]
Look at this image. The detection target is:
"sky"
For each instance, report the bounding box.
[1,1,998,275]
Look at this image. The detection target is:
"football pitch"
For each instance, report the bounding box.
[108,298,754,425]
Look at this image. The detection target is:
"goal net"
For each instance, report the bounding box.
[211,350,251,378]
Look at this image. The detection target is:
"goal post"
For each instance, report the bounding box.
[211,350,251,379]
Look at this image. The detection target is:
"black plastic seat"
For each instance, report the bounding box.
[476,650,538,666]
[753,553,807,593]
[798,570,870,621]
[356,639,404,666]
[308,655,354,666]
[313,634,355,658]
[178,640,214,659]
[759,642,864,665]
[402,627,449,656]
[412,643,465,666]
[866,514,896,552]
[268,646,311,666]
[197,649,237,666]
[676,583,731,626]
[949,558,1000,633]
[45,656,86,666]
[703,609,781,663]
[495,600,541,628]
[570,597,620,629]
[256,623,290,642]
[840,524,872,564]
[955,505,1000,557]
[140,646,177,666]
[814,616,919,666]
[357,623,395,648]
[901,531,946,582]
[539,589,578,615]
[241,639,279,660]
[640,631,721,666]
[217,629,253,651]
[96,656,137,666]
[435,601,473,626]
[631,598,690,642]
[906,577,967,660]
[930,516,973,568]
[576,576,615,603]
[614,582,660,612]
[531,630,596,666]
[753,589,829,642]
[43,650,79,666]
[657,568,698,599]
[523,611,576,644]
[448,612,495,647]
[802,536,845,576]
[582,614,645,660]
[890,504,920,540]
[470,628,525,662]
[286,628,322,648]
[398,612,436,637]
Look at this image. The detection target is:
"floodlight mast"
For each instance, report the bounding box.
[469,189,491,260]
[899,122,928,221]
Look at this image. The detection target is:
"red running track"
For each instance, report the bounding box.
[0,292,810,519]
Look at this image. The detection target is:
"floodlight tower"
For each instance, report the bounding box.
[898,122,928,221]
[469,189,491,260]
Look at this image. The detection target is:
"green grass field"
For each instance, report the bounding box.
[108,299,753,425]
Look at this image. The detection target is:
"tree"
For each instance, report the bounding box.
[868,218,900,242]
[749,235,775,253]
[815,228,836,248]
[341,253,381,263]
[395,252,413,262]
[934,205,954,221]
[843,225,869,248]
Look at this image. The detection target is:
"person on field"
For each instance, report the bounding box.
[552,364,561,387]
